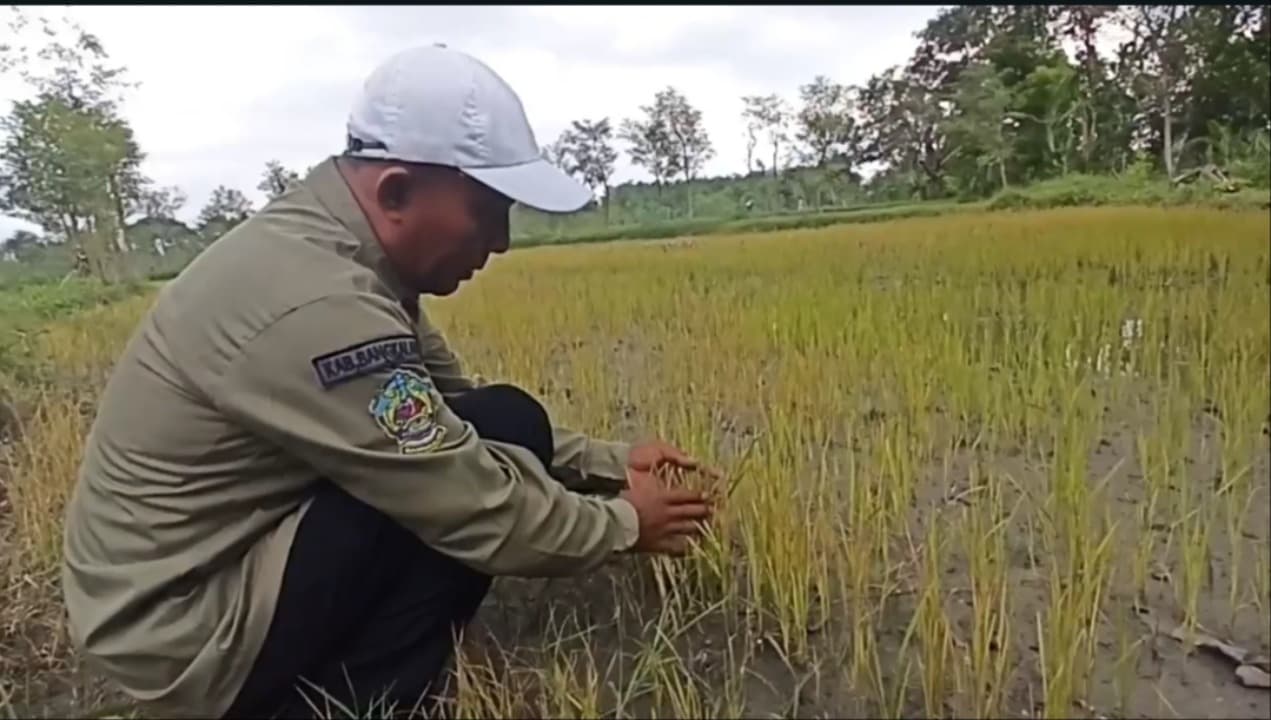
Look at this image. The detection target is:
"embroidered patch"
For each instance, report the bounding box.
[369,367,446,453]
[312,335,421,388]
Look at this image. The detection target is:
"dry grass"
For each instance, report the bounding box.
[1,207,1268,718]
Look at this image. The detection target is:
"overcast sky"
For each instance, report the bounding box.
[1,4,945,238]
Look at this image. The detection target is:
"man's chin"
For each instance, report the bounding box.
[422,276,464,297]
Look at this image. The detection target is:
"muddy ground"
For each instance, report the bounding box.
[456,415,1270,720]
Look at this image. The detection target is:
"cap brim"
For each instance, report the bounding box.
[463,159,593,213]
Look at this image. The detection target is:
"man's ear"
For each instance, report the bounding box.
[373,167,415,218]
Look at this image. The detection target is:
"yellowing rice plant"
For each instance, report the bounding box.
[1,207,1268,719]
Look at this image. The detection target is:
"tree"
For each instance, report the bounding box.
[741,100,762,174]
[858,64,959,199]
[540,137,573,171]
[946,62,1016,191]
[1177,6,1269,166]
[794,77,860,170]
[624,87,714,217]
[742,94,791,177]
[196,186,253,238]
[1117,6,1194,179]
[2,229,42,261]
[257,160,301,201]
[559,118,618,222]
[1055,5,1115,171]
[619,115,675,193]
[136,185,187,221]
[1010,62,1080,177]
[0,9,148,282]
[653,87,714,187]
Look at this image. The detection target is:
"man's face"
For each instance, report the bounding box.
[380,167,514,296]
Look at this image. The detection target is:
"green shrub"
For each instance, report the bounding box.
[988,172,1269,212]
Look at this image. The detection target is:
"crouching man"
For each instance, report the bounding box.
[62,45,714,719]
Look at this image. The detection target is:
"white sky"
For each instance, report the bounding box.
[0,5,945,238]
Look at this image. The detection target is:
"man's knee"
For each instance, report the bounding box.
[446,384,554,468]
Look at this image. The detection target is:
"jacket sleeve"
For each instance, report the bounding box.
[415,306,632,493]
[212,291,639,577]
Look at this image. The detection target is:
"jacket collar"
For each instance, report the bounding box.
[304,156,416,305]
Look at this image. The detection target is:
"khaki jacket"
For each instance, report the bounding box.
[61,158,638,718]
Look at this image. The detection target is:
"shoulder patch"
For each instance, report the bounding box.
[369,367,446,453]
[312,334,421,388]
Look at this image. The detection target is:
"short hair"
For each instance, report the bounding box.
[339,154,457,189]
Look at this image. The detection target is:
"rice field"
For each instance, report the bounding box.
[1,206,1269,719]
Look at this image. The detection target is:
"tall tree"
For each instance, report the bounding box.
[619,112,675,194]
[1179,5,1270,162]
[196,186,253,238]
[1055,5,1115,172]
[858,64,959,199]
[540,137,572,171]
[794,76,861,171]
[257,160,301,201]
[652,87,714,182]
[1117,6,1194,178]
[911,4,1069,185]
[650,86,714,216]
[0,9,148,282]
[741,99,762,174]
[1011,62,1080,177]
[946,62,1016,192]
[741,94,791,177]
[559,118,618,222]
[136,185,187,221]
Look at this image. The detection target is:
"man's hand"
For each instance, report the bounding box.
[618,468,713,555]
[627,440,723,480]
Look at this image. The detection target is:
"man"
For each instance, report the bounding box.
[61,45,715,719]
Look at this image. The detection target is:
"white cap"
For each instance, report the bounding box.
[345,44,591,213]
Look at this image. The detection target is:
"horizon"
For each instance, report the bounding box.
[2,5,949,239]
[0,5,1137,241]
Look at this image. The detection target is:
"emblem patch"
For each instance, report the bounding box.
[369,367,446,453]
[312,335,421,388]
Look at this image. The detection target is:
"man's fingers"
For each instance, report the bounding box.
[669,449,699,467]
[668,520,707,536]
[663,487,709,504]
[653,443,699,467]
[668,502,712,521]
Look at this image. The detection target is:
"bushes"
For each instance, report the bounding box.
[988,172,1270,212]
[516,200,978,248]
[0,280,148,385]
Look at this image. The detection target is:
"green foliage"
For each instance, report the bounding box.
[0,9,150,285]
[196,185,253,234]
[946,62,1015,194]
[515,198,972,248]
[793,76,860,169]
[618,87,715,216]
[0,278,146,383]
[741,93,792,175]
[257,160,301,201]
[548,118,618,213]
[987,172,1270,212]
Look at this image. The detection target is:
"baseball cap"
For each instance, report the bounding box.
[344,44,592,213]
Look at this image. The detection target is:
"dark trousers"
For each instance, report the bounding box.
[223,384,556,719]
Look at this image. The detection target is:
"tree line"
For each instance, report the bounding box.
[539,5,1268,217]
[2,6,1268,283]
